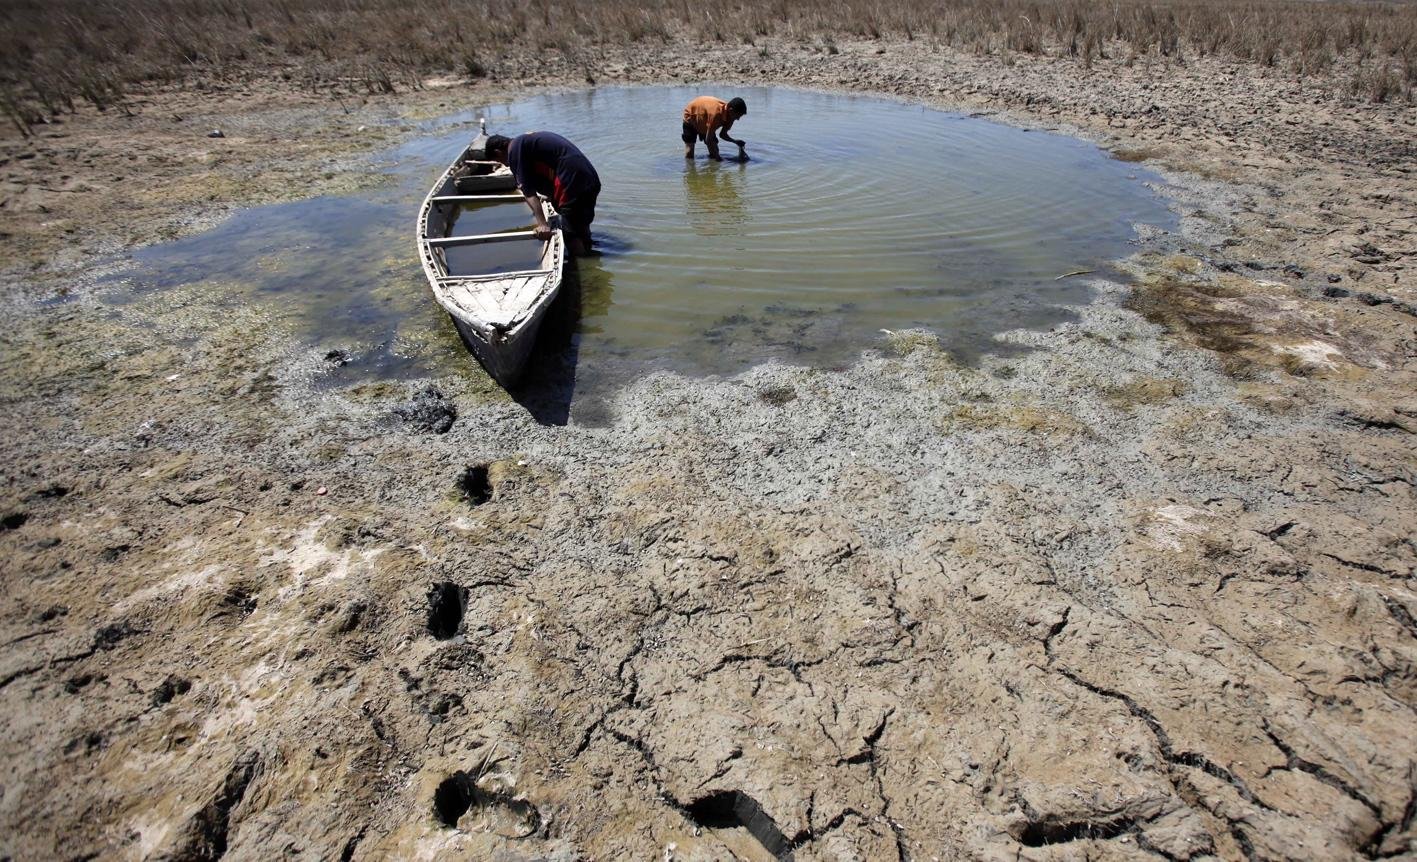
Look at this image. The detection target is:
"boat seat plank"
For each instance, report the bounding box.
[438,269,554,282]
[431,194,526,204]
[426,230,541,248]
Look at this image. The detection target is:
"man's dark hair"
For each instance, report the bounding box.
[728,97,747,116]
[484,134,511,157]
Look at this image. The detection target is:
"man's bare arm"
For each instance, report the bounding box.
[715,133,745,149]
[524,192,552,239]
[715,120,744,148]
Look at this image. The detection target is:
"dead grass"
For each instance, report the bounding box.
[1110,145,1167,163]
[883,329,943,356]
[1,0,1414,133]
[945,403,1090,436]
[1125,274,1265,377]
[1125,273,1378,381]
[1101,377,1189,409]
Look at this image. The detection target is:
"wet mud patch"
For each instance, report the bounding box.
[568,396,615,428]
[392,385,457,434]
[1126,275,1275,376]
[1110,145,1168,163]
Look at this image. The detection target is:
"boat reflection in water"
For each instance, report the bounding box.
[509,250,618,427]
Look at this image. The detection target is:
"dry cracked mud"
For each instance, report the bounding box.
[2,37,1415,862]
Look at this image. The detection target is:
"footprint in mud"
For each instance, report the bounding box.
[164,751,263,860]
[93,620,142,650]
[757,385,797,407]
[427,582,466,640]
[151,675,192,707]
[433,769,541,838]
[63,730,105,755]
[37,604,68,622]
[63,673,100,695]
[685,790,793,860]
[210,586,258,622]
[398,669,464,725]
[457,465,492,506]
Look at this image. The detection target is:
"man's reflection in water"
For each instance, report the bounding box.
[683,160,749,237]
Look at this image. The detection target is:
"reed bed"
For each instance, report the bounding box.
[2,0,1413,133]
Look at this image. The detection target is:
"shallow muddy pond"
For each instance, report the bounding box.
[109,85,1175,394]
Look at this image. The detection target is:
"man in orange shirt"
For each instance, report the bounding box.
[682,96,748,161]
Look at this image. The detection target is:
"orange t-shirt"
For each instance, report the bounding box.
[683,96,733,137]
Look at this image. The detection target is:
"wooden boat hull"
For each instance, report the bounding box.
[448,312,539,386]
[416,141,564,387]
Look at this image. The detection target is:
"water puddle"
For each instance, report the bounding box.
[101,85,1176,394]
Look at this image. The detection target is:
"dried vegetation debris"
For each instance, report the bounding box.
[1,0,1414,127]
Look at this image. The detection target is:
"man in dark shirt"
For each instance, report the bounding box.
[484,132,601,256]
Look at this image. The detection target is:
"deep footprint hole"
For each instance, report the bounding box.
[433,770,542,837]
[218,587,258,619]
[1,512,29,531]
[427,581,467,640]
[1018,815,1135,847]
[433,771,474,827]
[457,465,492,506]
[151,675,192,707]
[685,790,792,858]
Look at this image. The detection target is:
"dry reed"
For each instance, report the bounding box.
[2,0,1413,133]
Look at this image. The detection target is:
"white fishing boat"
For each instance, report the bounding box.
[417,121,564,386]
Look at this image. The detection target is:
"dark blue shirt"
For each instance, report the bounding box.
[507,132,600,207]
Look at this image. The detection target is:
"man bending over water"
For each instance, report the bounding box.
[682,96,747,161]
[485,132,601,256]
